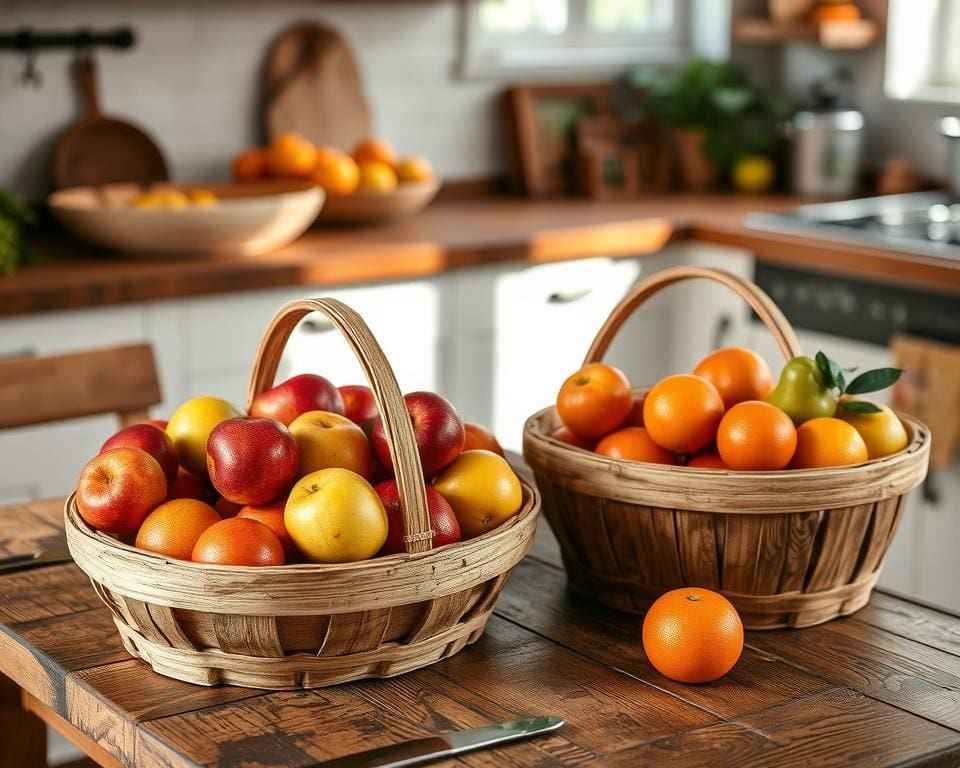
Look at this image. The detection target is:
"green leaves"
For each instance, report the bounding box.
[0,188,38,277]
[815,351,844,391]
[813,351,901,415]
[846,368,902,395]
[839,400,882,414]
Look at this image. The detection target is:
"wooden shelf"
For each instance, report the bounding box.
[733,17,879,49]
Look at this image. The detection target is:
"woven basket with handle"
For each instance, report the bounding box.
[523,266,929,629]
[66,298,540,689]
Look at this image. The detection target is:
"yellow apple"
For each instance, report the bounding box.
[165,396,241,478]
[288,410,373,478]
[433,450,522,539]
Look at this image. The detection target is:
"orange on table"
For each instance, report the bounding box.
[231,148,269,181]
[238,497,298,560]
[352,137,396,167]
[191,517,285,566]
[312,148,360,195]
[267,132,318,179]
[595,427,677,465]
[717,400,797,471]
[791,417,868,469]
[687,453,728,469]
[557,362,634,439]
[694,347,773,410]
[135,499,221,561]
[643,374,724,454]
[395,155,433,182]
[358,161,398,192]
[642,587,744,684]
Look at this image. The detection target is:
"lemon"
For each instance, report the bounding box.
[732,155,775,194]
[837,395,909,460]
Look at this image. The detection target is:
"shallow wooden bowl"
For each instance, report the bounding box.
[317,178,440,223]
[49,180,324,258]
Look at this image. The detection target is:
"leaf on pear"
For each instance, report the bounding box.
[839,400,883,414]
[845,368,902,395]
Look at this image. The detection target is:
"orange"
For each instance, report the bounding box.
[811,3,861,23]
[238,497,298,560]
[836,395,908,460]
[352,137,396,167]
[267,132,318,179]
[550,426,594,451]
[312,149,360,195]
[395,155,433,182]
[694,347,773,409]
[135,499,221,561]
[231,148,268,181]
[686,453,728,469]
[791,417,869,469]
[716,400,797,471]
[624,396,645,427]
[557,363,634,439]
[433,450,522,539]
[643,374,724,454]
[358,161,398,192]
[462,422,504,456]
[642,587,744,683]
[595,427,677,465]
[191,517,285,566]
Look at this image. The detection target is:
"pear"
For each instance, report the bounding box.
[766,356,838,425]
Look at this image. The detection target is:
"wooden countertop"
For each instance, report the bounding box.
[3,193,960,318]
[4,495,960,767]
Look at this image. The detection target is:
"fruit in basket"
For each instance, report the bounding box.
[716,401,797,471]
[766,357,837,425]
[232,148,269,181]
[135,499,221,560]
[396,156,433,183]
[791,417,868,469]
[168,468,213,503]
[141,418,168,431]
[215,496,242,517]
[289,410,374,479]
[358,161,399,193]
[642,587,743,684]
[836,395,908,459]
[595,427,677,465]
[687,453,728,469]
[462,422,505,456]
[76,448,168,535]
[166,396,242,478]
[375,480,461,555]
[101,424,179,486]
[694,347,773,409]
[312,149,360,195]
[238,497,298,561]
[551,425,595,451]
[352,137,396,167]
[339,384,379,432]
[372,391,465,476]
[557,363,634,440]
[206,418,300,505]
[643,374,724,454]
[267,132,318,179]
[285,468,388,562]
[433,450,522,539]
[250,373,345,426]
[191,517,286,566]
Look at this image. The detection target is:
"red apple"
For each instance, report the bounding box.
[168,468,213,503]
[76,447,167,534]
[372,391,465,476]
[141,418,168,431]
[207,417,299,505]
[375,479,461,555]
[101,424,179,486]
[249,374,344,426]
[339,385,379,433]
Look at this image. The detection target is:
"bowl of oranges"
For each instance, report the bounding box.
[232,133,440,225]
[523,265,929,630]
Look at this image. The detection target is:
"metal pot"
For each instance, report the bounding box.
[939,117,960,197]
[785,109,865,198]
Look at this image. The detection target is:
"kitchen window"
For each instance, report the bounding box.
[460,0,690,77]
[885,0,960,102]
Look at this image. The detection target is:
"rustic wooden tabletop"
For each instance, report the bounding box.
[2,495,960,768]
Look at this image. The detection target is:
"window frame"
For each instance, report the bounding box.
[885,0,960,104]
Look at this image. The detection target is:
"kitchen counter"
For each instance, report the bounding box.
[3,490,960,767]
[4,193,960,318]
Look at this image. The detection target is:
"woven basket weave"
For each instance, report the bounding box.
[523,266,929,629]
[66,297,540,688]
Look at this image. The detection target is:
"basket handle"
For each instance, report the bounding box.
[247,298,432,555]
[584,265,804,366]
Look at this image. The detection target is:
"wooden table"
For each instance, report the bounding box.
[3,496,960,767]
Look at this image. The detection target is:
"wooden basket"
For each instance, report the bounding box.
[522,266,930,629]
[65,298,540,689]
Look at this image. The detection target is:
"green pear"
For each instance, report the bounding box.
[766,356,838,425]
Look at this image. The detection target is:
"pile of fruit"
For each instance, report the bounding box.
[74,375,521,567]
[128,188,218,210]
[553,347,906,470]
[231,133,433,196]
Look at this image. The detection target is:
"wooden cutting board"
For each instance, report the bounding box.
[261,22,371,152]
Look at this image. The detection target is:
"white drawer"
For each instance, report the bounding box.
[0,305,147,359]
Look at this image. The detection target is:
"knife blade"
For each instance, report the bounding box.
[307,716,563,768]
[0,546,72,574]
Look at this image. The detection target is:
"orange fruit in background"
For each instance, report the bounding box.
[557,363,634,439]
[642,587,744,684]
[135,499,221,561]
[463,422,504,456]
[312,149,360,195]
[232,148,269,181]
[358,161,398,192]
[791,417,869,469]
[191,517,285,566]
[643,374,725,454]
[353,137,396,167]
[596,427,677,465]
[395,155,433,182]
[717,400,797,471]
[694,347,773,410]
[686,453,728,469]
[550,425,595,451]
[811,3,861,23]
[238,497,298,560]
[267,132,318,179]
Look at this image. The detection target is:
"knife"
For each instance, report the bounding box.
[307,716,564,768]
[0,546,72,574]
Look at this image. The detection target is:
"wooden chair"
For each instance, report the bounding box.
[0,342,162,768]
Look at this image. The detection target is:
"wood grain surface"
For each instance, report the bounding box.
[2,486,960,767]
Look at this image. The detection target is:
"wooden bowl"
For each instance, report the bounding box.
[49,180,324,258]
[316,178,440,224]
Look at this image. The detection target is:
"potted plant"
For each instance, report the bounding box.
[0,188,38,275]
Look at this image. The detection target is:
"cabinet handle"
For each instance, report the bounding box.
[301,318,335,334]
[547,288,592,304]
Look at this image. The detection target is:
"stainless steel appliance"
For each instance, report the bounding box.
[940,116,960,197]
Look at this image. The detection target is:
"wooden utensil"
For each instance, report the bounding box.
[261,22,370,151]
[52,56,168,190]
